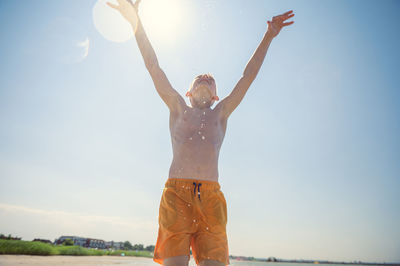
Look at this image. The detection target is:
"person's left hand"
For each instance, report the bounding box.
[267,10,295,38]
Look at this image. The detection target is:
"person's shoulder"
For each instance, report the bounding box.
[212,103,228,123]
[170,103,189,119]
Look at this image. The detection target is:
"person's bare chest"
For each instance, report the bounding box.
[169,107,227,149]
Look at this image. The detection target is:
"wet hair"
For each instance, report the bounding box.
[194,73,214,81]
[189,73,216,92]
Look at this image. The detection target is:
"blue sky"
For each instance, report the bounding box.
[0,0,399,263]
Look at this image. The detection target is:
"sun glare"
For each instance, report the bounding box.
[93,0,188,44]
[140,0,187,44]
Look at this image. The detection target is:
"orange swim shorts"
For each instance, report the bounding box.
[153,178,230,265]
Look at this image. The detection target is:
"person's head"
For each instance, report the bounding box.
[186,73,219,109]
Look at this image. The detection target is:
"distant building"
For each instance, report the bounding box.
[86,238,106,249]
[54,236,86,246]
[54,235,106,249]
[105,240,124,250]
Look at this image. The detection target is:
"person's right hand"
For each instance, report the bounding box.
[107,0,141,25]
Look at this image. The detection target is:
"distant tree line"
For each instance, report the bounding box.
[123,241,154,252]
[0,233,21,240]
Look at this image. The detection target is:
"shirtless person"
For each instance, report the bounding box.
[107,1,294,265]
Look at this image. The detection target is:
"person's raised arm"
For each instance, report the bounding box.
[215,10,295,119]
[107,0,186,114]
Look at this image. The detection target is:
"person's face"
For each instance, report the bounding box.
[188,74,217,108]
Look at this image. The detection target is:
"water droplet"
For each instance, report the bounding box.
[203,111,206,115]
[198,131,201,134]
[182,185,185,188]
[206,227,209,230]
[203,101,206,104]
[189,137,193,140]
[193,219,196,223]
[202,136,205,140]
[188,204,191,207]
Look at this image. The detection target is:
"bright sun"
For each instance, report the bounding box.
[93,0,187,43]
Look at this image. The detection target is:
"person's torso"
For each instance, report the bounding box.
[168,105,227,182]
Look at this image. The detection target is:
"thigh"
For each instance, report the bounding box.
[164,255,190,266]
[191,190,229,265]
[153,187,193,265]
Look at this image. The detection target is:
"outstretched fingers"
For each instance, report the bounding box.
[106,1,119,9]
[282,12,294,26]
[274,10,294,22]
[107,0,141,12]
[282,21,294,26]
[133,0,141,10]
[124,0,141,12]
[125,0,134,7]
[285,13,295,20]
[282,10,293,16]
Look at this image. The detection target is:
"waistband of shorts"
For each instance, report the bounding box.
[165,177,221,191]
